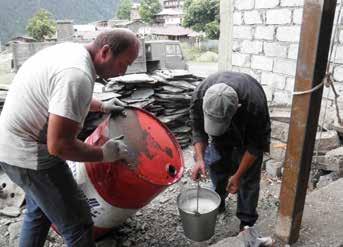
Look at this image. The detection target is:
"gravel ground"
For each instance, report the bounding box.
[0,147,281,247]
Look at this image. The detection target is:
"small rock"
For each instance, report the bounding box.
[8,221,21,247]
[0,206,21,217]
[159,197,170,204]
[96,238,117,247]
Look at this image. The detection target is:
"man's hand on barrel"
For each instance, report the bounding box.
[101,97,127,115]
[191,160,207,181]
[101,136,130,162]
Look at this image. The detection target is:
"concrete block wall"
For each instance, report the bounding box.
[231,0,343,106]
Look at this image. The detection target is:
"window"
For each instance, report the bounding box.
[166,44,182,56]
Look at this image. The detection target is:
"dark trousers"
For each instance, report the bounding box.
[208,148,262,225]
[0,162,95,247]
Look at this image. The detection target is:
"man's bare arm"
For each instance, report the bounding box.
[47,113,103,162]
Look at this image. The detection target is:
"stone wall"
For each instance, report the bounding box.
[231,0,343,106]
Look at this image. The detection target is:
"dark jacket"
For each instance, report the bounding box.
[190,71,271,156]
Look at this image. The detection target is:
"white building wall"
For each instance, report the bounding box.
[231,0,343,106]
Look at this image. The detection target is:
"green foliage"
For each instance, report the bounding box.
[26,9,56,41]
[183,0,220,39]
[117,0,133,20]
[205,20,220,39]
[139,0,162,24]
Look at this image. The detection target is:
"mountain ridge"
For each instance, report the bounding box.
[0,0,121,43]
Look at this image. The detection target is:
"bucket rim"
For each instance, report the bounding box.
[176,186,221,215]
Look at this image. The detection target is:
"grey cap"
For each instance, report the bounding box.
[202,83,239,136]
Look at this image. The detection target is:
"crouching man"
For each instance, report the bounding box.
[190,71,271,231]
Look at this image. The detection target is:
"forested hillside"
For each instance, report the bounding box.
[0,0,120,43]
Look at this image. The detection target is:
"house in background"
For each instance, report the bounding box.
[154,8,183,26]
[131,3,141,21]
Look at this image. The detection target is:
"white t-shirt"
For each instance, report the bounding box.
[0,43,96,170]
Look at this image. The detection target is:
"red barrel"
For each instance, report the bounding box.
[68,107,184,239]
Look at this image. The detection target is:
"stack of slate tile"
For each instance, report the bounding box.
[0,85,9,115]
[92,70,203,148]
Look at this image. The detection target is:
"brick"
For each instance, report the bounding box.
[232,52,250,67]
[233,12,243,25]
[288,44,299,59]
[273,58,297,76]
[285,77,295,92]
[281,0,304,6]
[244,10,262,24]
[264,42,287,57]
[273,90,292,105]
[255,0,279,9]
[262,85,273,102]
[240,68,260,81]
[276,26,301,42]
[293,8,303,24]
[233,26,253,40]
[241,40,263,54]
[234,0,254,10]
[339,30,343,44]
[251,55,274,71]
[232,40,240,52]
[255,26,275,40]
[265,159,283,177]
[334,65,343,82]
[266,9,292,24]
[334,45,343,63]
[261,72,286,89]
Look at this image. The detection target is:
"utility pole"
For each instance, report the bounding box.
[275,0,337,244]
[218,0,233,71]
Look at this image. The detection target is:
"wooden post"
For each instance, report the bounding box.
[275,0,337,244]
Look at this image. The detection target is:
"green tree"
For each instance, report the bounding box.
[183,0,220,39]
[117,0,133,20]
[139,0,162,24]
[26,9,56,41]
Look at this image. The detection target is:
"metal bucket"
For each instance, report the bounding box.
[177,187,221,242]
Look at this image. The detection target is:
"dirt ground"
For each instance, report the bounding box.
[0,147,281,247]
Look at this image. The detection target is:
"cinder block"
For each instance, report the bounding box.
[273,90,292,105]
[261,72,286,89]
[273,58,297,76]
[265,159,283,177]
[264,42,287,57]
[255,0,279,9]
[293,9,303,24]
[244,10,262,24]
[288,44,299,59]
[233,12,243,25]
[251,55,273,71]
[241,40,263,54]
[276,26,301,42]
[269,140,287,161]
[266,9,292,24]
[333,65,343,82]
[233,26,253,40]
[232,52,251,67]
[255,26,275,40]
[281,0,304,6]
[234,0,254,10]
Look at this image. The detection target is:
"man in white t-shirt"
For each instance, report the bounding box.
[0,29,139,247]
